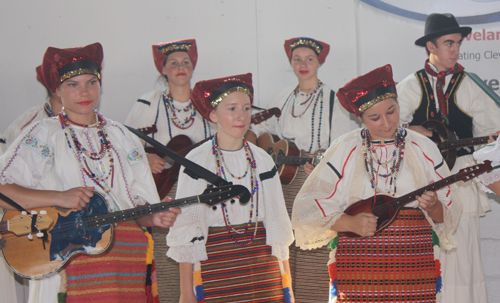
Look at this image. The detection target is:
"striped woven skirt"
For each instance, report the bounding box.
[329,209,441,302]
[63,221,153,303]
[195,222,292,303]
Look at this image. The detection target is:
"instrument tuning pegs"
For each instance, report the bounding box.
[31,211,38,215]
[40,210,47,215]
[27,233,33,241]
[36,232,44,238]
[21,211,27,215]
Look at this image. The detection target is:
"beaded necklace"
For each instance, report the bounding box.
[153,90,209,141]
[291,80,324,118]
[162,91,196,130]
[59,111,115,194]
[212,135,260,246]
[281,82,324,153]
[361,127,406,196]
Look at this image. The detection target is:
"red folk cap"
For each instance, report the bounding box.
[337,64,397,116]
[35,65,46,87]
[152,39,198,74]
[190,73,253,123]
[284,37,330,65]
[41,42,103,93]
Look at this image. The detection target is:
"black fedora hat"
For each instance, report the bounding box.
[415,13,472,46]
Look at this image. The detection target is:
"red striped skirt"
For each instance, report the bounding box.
[64,221,150,303]
[330,208,440,302]
[198,222,287,303]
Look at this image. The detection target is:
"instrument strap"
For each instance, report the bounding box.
[329,89,335,146]
[251,105,266,111]
[0,191,28,213]
[466,72,500,106]
[126,125,229,187]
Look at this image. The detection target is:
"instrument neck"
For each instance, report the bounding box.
[86,196,199,228]
[278,155,312,167]
[437,136,494,149]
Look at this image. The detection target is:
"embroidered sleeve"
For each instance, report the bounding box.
[259,160,294,261]
[127,148,145,165]
[21,135,54,164]
[292,133,355,250]
[0,122,54,188]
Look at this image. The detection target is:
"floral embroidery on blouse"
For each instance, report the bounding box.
[127,148,144,164]
[22,135,54,164]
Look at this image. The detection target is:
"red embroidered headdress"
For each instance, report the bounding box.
[35,65,46,87]
[152,39,198,74]
[337,64,397,116]
[190,73,253,123]
[284,37,330,65]
[41,42,103,93]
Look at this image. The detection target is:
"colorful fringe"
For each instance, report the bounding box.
[63,221,150,303]
[144,229,160,303]
[329,209,440,302]
[196,222,290,303]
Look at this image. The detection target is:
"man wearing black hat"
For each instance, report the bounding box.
[397,13,500,303]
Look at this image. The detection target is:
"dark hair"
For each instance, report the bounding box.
[425,37,439,56]
[45,86,53,99]
[162,58,169,82]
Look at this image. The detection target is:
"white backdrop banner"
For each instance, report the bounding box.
[357,0,500,92]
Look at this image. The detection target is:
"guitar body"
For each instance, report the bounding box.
[257,133,301,184]
[1,184,251,279]
[146,135,193,199]
[341,161,493,238]
[1,193,113,279]
[342,194,401,239]
[421,120,458,169]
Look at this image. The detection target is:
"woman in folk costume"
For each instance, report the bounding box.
[125,39,215,175]
[250,37,358,173]
[0,42,180,303]
[3,65,63,149]
[292,64,462,302]
[166,73,295,303]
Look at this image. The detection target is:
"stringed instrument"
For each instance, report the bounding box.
[257,133,324,184]
[1,211,54,240]
[343,160,492,238]
[1,184,248,279]
[141,107,282,198]
[251,107,281,125]
[145,135,210,199]
[421,120,496,170]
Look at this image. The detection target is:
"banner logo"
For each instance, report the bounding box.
[360,0,500,24]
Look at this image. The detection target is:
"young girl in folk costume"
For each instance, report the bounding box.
[167,74,295,303]
[0,42,180,303]
[292,65,462,302]
[125,39,215,175]
[250,37,358,173]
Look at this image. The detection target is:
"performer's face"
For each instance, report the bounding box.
[210,92,252,145]
[56,74,101,123]
[427,33,463,72]
[360,98,400,142]
[162,51,193,87]
[291,47,321,82]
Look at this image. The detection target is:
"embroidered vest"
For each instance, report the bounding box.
[411,69,474,157]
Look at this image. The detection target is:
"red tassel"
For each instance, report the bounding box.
[328,262,337,282]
